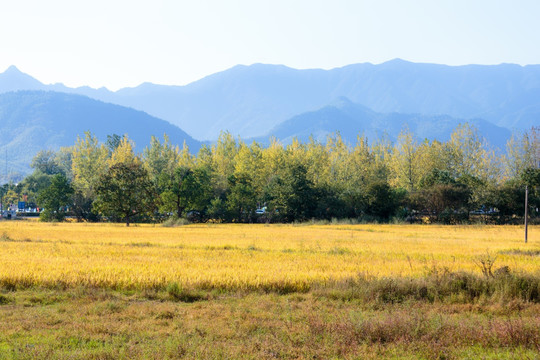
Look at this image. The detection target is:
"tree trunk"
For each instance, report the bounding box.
[176,203,184,218]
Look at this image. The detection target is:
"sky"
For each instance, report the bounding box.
[1,0,540,91]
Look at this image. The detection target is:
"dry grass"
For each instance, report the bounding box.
[0,222,538,291]
[0,288,539,359]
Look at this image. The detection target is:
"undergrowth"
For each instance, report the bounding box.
[315,268,540,305]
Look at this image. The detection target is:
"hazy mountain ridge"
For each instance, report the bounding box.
[253,97,511,149]
[1,60,539,141]
[0,66,47,93]
[0,91,200,180]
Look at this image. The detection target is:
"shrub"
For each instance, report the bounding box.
[162,216,190,227]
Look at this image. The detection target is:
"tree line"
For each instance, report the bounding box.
[1,124,539,225]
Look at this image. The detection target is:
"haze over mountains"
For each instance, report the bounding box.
[0,59,538,180]
[2,59,538,139]
[0,91,199,178]
[255,97,511,149]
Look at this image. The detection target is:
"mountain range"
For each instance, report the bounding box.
[254,97,511,149]
[1,60,538,140]
[0,60,538,181]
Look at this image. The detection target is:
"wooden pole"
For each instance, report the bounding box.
[525,185,528,243]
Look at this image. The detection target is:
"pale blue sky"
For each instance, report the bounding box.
[1,0,539,90]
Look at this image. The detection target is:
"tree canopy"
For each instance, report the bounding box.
[10,125,539,225]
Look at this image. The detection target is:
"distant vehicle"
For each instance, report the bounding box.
[471,207,498,215]
[186,210,202,222]
[255,207,267,215]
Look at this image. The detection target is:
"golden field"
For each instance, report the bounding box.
[0,221,538,291]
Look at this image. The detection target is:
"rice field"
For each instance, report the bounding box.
[1,221,540,359]
[1,222,538,292]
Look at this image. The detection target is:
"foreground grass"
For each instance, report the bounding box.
[0,284,539,360]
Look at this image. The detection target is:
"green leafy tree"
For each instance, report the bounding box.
[485,182,526,222]
[108,137,138,166]
[71,132,111,221]
[419,169,457,188]
[0,184,10,211]
[264,164,316,222]
[19,171,52,204]
[226,173,257,222]
[411,169,471,223]
[31,150,62,175]
[94,162,156,226]
[363,180,401,220]
[522,167,540,218]
[37,173,73,221]
[55,147,74,180]
[207,197,227,222]
[143,135,180,191]
[522,167,540,187]
[71,191,100,222]
[160,166,212,219]
[212,132,239,192]
[106,134,124,154]
[314,184,349,219]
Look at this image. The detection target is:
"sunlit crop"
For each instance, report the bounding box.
[0,222,538,291]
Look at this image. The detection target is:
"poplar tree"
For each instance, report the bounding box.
[389,127,421,191]
[71,131,109,199]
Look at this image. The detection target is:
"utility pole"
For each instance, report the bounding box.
[525,185,528,243]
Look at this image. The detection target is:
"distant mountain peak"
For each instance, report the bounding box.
[1,65,31,79]
[0,65,44,93]
[382,58,412,65]
[4,65,22,74]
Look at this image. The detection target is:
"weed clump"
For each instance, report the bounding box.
[0,232,12,242]
[0,294,12,305]
[166,282,206,302]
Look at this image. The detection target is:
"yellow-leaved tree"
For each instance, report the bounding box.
[71,131,109,199]
[142,135,181,187]
[389,127,421,191]
[504,127,540,181]
[109,137,139,167]
[443,123,499,182]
